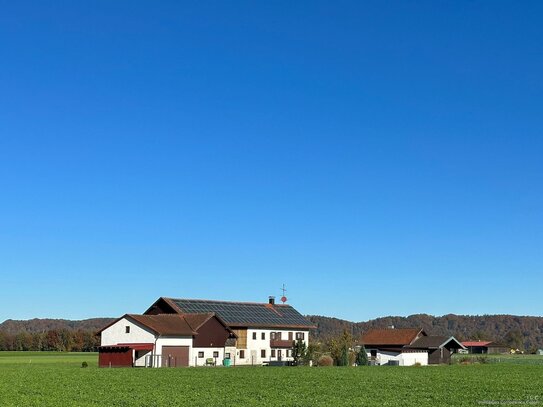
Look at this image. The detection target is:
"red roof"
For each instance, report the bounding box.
[117,343,154,351]
[462,341,492,347]
[99,343,154,351]
[361,328,425,346]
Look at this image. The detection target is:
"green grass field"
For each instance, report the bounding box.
[1,352,543,406]
[452,353,543,365]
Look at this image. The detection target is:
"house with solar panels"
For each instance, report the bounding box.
[98,296,315,367]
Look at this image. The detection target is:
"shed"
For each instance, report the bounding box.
[406,336,465,364]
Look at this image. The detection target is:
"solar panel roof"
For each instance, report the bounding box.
[165,298,315,329]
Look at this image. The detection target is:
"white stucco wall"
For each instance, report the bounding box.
[100,317,156,346]
[192,347,227,366]
[155,337,194,367]
[399,351,428,366]
[234,328,310,365]
[368,350,428,366]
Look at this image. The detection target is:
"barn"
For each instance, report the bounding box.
[461,341,510,354]
[406,335,465,364]
[98,296,314,367]
[98,313,235,367]
[361,328,465,365]
[143,296,315,366]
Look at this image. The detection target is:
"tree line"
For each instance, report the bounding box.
[0,329,99,352]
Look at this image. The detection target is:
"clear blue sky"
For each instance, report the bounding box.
[1,1,542,322]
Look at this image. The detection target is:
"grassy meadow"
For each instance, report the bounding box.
[1,352,543,406]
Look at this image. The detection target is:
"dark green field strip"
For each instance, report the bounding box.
[1,364,543,406]
[0,352,97,365]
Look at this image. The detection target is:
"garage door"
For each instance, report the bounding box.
[161,346,189,367]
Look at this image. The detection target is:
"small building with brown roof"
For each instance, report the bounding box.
[461,341,510,354]
[361,328,465,365]
[98,313,235,368]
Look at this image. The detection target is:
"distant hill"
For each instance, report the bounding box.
[2,314,543,352]
[0,318,115,335]
[308,314,543,351]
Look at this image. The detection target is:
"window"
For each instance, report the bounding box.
[288,332,293,341]
[261,332,265,340]
[270,332,276,340]
[261,349,266,358]
[213,351,219,358]
[252,332,257,340]
[286,350,290,357]
[239,350,245,359]
[198,352,204,358]
[296,332,305,340]
[125,326,130,334]
[276,332,282,340]
[271,349,276,357]
[225,353,231,359]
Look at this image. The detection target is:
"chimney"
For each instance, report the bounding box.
[268,296,275,305]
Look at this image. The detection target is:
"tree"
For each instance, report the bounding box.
[292,339,307,365]
[503,329,524,351]
[330,329,353,366]
[356,345,368,366]
[303,343,317,365]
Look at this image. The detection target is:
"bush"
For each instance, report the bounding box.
[318,355,334,366]
[356,346,368,366]
[457,356,472,365]
[476,356,488,364]
[81,361,88,368]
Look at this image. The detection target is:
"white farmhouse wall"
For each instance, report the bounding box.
[192,347,226,366]
[234,328,310,366]
[101,318,156,346]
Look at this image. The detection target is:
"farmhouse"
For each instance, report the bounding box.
[361,328,465,365]
[99,296,315,367]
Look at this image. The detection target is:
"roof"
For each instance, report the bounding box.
[408,336,466,350]
[127,314,198,336]
[361,328,425,346]
[152,297,316,329]
[462,341,492,347]
[98,343,154,351]
[98,313,218,336]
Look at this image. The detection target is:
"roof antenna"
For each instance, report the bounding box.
[280,283,287,304]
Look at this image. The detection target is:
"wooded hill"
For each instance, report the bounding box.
[1,314,542,352]
[0,318,115,335]
[308,314,543,351]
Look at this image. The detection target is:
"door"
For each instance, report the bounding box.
[161,346,189,367]
[277,349,282,361]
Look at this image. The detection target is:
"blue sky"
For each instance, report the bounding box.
[0,1,542,322]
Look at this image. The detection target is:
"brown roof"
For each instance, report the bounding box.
[127,314,197,336]
[361,328,425,346]
[181,313,215,331]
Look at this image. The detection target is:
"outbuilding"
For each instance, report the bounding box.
[361,328,465,366]
[98,313,235,367]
